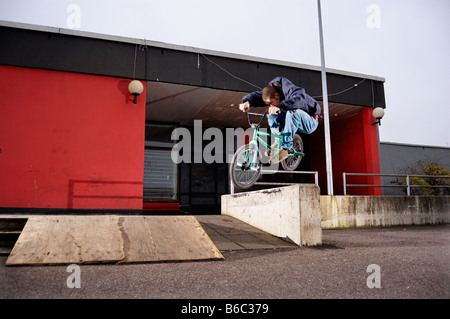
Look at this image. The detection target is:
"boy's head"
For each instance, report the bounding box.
[262,86,281,106]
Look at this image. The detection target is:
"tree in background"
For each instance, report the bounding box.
[399,159,450,195]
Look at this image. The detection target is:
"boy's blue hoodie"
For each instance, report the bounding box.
[241,76,321,117]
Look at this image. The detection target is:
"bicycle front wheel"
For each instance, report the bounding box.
[230,143,262,190]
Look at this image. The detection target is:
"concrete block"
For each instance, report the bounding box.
[321,195,450,228]
[221,184,322,246]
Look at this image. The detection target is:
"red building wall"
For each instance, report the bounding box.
[310,108,382,195]
[0,66,145,210]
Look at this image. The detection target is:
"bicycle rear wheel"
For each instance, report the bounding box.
[281,134,303,171]
[230,143,262,190]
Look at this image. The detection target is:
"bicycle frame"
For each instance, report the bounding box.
[245,112,303,166]
[230,110,305,189]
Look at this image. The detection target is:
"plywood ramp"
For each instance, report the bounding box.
[6,216,224,266]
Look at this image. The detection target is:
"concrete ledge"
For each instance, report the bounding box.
[321,195,450,229]
[221,185,322,246]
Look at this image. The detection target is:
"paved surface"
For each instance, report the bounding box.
[0,216,449,300]
[197,215,298,251]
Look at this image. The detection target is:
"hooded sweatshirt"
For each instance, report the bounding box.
[241,76,321,117]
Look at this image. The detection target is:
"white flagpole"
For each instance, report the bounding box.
[317,0,334,195]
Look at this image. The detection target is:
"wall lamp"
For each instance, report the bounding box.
[128,80,144,104]
[372,107,385,126]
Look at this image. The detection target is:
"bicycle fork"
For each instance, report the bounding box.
[236,138,260,171]
[247,140,260,171]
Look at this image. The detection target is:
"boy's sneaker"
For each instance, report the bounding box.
[269,148,289,164]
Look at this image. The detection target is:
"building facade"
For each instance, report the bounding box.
[379,142,450,195]
[0,21,386,214]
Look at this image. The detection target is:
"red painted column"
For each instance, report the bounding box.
[309,108,381,195]
[361,107,382,195]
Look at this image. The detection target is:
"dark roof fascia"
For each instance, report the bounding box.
[0,20,386,108]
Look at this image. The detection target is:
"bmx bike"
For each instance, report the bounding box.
[229,111,304,190]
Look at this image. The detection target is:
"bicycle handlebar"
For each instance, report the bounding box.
[246,111,267,128]
[246,110,282,128]
[246,112,266,117]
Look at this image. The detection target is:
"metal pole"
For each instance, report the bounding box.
[406,175,410,196]
[343,172,347,195]
[230,173,235,195]
[317,0,334,195]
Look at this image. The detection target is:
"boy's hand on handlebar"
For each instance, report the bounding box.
[239,101,250,112]
[268,105,281,115]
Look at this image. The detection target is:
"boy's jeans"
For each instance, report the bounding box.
[267,109,319,149]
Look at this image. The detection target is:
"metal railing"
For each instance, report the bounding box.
[343,172,450,195]
[256,170,319,186]
[230,170,318,194]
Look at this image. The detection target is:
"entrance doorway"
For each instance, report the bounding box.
[143,123,178,211]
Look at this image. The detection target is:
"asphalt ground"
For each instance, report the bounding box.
[1,222,448,303]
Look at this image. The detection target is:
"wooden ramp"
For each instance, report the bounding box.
[6,216,224,266]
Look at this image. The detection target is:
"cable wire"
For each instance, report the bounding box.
[199,53,263,90]
[311,78,367,99]
[199,52,369,99]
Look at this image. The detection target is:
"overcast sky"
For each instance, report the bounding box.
[1,0,449,147]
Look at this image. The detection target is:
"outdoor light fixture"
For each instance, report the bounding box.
[372,107,385,126]
[128,80,144,104]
